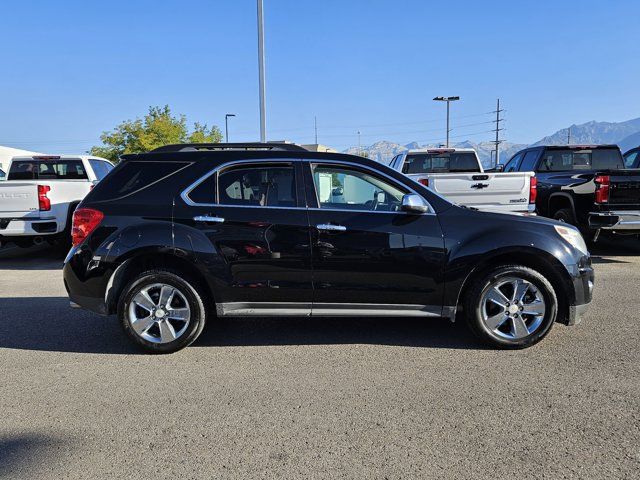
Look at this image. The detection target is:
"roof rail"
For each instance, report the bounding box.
[150,142,308,153]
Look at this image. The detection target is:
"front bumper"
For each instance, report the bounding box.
[563,260,594,326]
[589,210,640,231]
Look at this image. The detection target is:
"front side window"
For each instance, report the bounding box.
[519,151,539,171]
[503,153,523,172]
[312,165,407,212]
[217,165,296,207]
[624,150,639,168]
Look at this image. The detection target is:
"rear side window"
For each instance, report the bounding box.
[89,161,190,201]
[8,159,88,180]
[217,165,296,207]
[89,159,114,181]
[538,148,624,171]
[402,152,480,174]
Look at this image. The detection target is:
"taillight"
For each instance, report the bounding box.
[418,178,429,187]
[594,175,610,204]
[38,185,51,211]
[529,176,537,204]
[71,208,104,247]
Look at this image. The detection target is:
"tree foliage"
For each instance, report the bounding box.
[91,105,223,162]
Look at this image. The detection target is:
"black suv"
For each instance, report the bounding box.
[63,143,594,353]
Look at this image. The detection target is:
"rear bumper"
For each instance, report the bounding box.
[589,210,640,231]
[0,217,61,236]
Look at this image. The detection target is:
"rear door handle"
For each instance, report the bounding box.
[317,224,346,232]
[194,215,225,223]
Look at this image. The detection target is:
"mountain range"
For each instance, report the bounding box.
[344,117,640,168]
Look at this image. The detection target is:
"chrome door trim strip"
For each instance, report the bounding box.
[217,301,443,318]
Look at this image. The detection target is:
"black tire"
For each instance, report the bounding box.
[553,207,576,225]
[118,269,208,354]
[463,265,558,349]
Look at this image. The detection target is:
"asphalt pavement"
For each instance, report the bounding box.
[0,239,638,479]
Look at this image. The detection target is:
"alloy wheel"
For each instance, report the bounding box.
[480,276,546,340]
[127,283,191,344]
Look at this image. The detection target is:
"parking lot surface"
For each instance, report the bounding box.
[1,240,639,479]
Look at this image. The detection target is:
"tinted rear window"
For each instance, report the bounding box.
[8,159,88,180]
[538,148,623,171]
[88,161,190,201]
[402,152,480,174]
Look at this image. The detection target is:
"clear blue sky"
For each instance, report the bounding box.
[1,0,638,153]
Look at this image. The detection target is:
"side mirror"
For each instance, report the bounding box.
[494,164,505,172]
[401,194,429,214]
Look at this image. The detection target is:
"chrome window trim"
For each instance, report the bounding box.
[180,157,434,215]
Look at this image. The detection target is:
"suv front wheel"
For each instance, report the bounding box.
[118,269,207,354]
[464,265,558,349]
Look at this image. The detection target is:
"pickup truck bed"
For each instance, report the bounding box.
[0,155,113,248]
[389,148,535,213]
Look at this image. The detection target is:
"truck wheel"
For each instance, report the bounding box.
[118,269,208,354]
[464,265,558,349]
[553,208,576,225]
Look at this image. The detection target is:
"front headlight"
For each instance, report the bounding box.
[554,225,588,254]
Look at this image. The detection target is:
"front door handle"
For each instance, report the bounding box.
[194,215,225,223]
[317,224,346,232]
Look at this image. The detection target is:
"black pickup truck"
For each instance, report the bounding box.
[502,145,640,241]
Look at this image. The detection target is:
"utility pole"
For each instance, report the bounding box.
[493,98,504,167]
[314,116,318,144]
[357,130,361,156]
[433,96,460,147]
[567,126,571,145]
[257,0,267,142]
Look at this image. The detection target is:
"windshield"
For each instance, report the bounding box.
[402,152,481,174]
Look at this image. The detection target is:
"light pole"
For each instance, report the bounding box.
[433,96,460,147]
[357,130,361,156]
[257,0,267,142]
[225,114,236,143]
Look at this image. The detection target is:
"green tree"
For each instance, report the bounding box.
[91,105,223,163]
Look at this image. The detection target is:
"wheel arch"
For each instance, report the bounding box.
[547,193,575,218]
[453,247,574,325]
[105,248,215,315]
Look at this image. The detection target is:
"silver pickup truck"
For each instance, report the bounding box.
[389,148,536,213]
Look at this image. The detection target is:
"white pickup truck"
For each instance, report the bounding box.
[389,148,536,213]
[0,155,114,248]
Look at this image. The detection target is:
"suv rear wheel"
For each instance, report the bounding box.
[464,265,558,349]
[118,269,207,354]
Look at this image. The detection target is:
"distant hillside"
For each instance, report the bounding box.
[342,117,640,167]
[343,140,525,168]
[533,118,640,147]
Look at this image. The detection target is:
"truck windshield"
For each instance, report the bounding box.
[538,148,624,171]
[8,159,88,180]
[402,152,480,174]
